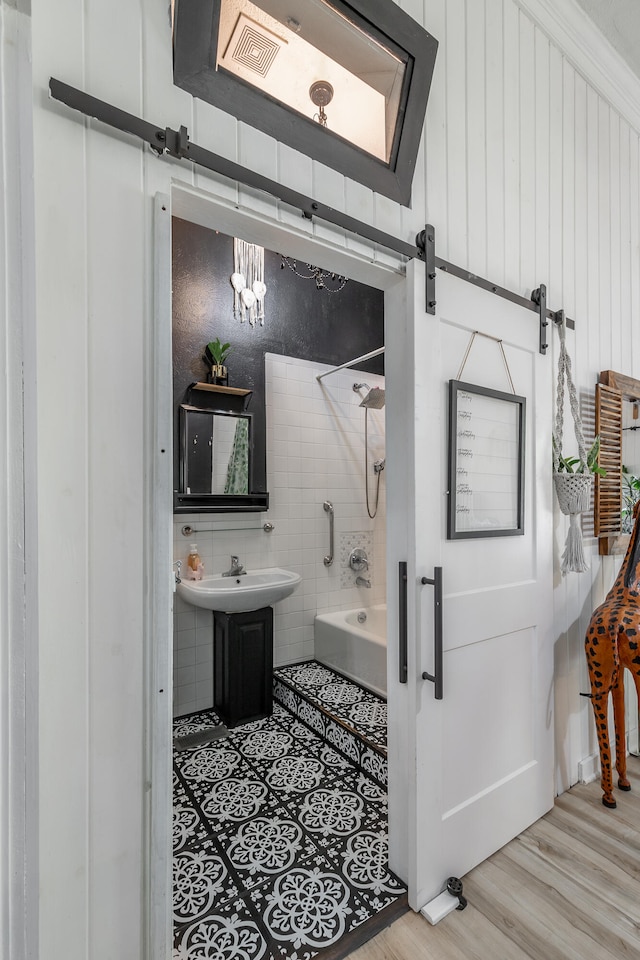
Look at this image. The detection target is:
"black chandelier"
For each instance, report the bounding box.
[280,255,348,293]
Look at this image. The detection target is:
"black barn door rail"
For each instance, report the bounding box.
[415,228,575,351]
[48,78,421,263]
[49,77,576,346]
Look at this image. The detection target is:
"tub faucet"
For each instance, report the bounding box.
[356,575,371,588]
[222,555,245,577]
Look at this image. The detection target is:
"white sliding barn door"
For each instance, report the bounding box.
[386,264,554,910]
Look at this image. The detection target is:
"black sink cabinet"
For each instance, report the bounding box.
[213,606,273,727]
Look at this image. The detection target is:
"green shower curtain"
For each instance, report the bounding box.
[224,418,249,494]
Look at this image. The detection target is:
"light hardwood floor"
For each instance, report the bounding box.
[352,758,640,960]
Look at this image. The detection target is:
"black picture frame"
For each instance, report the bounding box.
[172,0,438,206]
[447,380,526,540]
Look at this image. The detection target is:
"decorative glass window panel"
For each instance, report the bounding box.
[447,381,526,539]
[173,0,438,204]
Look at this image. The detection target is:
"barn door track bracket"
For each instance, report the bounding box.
[49,76,577,335]
[415,229,575,346]
[416,224,437,314]
[531,283,548,354]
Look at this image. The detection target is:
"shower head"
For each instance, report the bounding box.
[358,386,386,409]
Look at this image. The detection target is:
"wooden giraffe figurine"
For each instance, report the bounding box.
[585,499,640,807]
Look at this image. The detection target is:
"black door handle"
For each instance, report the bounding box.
[398,561,407,684]
[421,566,443,700]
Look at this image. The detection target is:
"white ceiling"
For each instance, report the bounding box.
[574,0,640,78]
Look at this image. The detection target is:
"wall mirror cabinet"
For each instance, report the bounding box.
[595,370,640,555]
[174,384,269,513]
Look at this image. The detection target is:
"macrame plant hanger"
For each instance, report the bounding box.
[553,312,591,574]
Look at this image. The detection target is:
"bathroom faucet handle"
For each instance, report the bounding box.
[349,548,369,572]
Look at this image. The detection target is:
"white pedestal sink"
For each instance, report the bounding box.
[177,567,301,614]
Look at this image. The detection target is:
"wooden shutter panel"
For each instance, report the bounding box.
[594,382,623,536]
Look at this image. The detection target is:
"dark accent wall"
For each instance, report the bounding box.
[172,217,384,499]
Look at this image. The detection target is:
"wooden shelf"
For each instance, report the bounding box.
[189,381,252,397]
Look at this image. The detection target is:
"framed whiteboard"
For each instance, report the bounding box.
[447,380,526,539]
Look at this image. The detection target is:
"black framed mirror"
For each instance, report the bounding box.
[174,403,269,512]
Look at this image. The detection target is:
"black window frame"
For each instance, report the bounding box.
[173,0,438,205]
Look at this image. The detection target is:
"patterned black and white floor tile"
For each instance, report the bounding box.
[174,894,277,960]
[172,695,406,960]
[273,662,387,754]
[173,709,225,739]
[248,853,371,957]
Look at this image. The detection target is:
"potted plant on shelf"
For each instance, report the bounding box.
[204,338,231,386]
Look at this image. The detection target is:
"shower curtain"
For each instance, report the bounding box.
[224,418,249,495]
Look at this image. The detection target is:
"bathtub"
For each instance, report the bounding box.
[314,604,387,697]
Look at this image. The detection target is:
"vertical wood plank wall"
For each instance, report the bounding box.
[27,0,640,955]
[1,4,38,959]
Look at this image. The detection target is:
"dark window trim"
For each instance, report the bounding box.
[173,0,438,205]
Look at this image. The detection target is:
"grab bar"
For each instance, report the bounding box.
[323,501,334,566]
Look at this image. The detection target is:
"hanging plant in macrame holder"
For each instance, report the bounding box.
[552,314,603,574]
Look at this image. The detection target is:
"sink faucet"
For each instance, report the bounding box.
[222,555,245,577]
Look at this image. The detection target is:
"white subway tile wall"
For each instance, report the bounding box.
[172,353,386,716]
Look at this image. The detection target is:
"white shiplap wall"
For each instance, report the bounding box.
[22,0,640,955]
[1,4,38,959]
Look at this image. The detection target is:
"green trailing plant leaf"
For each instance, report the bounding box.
[586,435,600,473]
[553,435,606,476]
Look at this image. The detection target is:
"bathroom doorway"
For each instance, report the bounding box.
[162,188,406,958]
